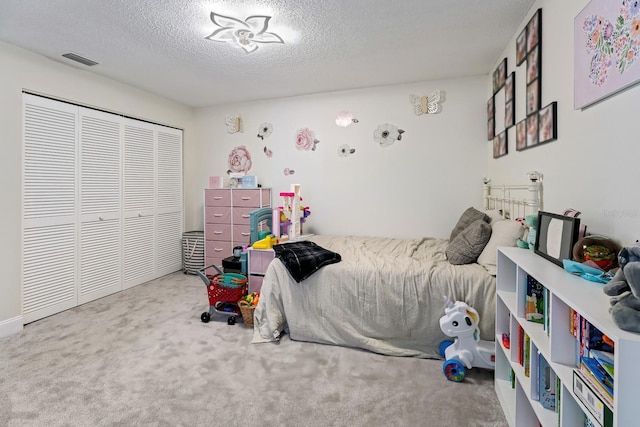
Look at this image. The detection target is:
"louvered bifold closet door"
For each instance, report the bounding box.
[123,119,156,289]
[22,95,78,323]
[156,127,183,276]
[78,108,122,304]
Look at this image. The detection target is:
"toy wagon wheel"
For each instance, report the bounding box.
[442,359,465,382]
[201,312,210,323]
[439,340,454,358]
[227,316,236,325]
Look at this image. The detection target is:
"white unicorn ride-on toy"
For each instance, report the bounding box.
[438,296,495,382]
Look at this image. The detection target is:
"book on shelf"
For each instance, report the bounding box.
[538,353,557,411]
[524,333,531,377]
[518,324,524,366]
[543,287,550,335]
[525,275,545,324]
[590,349,614,378]
[580,356,614,399]
[573,369,613,427]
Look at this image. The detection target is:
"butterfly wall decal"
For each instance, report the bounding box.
[409,90,445,116]
[225,114,243,133]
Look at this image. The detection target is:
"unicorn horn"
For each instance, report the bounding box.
[443,295,454,309]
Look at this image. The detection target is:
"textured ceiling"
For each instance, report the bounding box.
[0,0,536,108]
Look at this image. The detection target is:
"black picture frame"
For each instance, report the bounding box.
[538,102,558,144]
[526,47,540,85]
[493,131,507,159]
[515,119,527,151]
[487,97,495,140]
[516,27,527,66]
[505,72,515,128]
[526,79,540,115]
[526,9,541,53]
[493,58,507,94]
[526,114,539,148]
[534,211,581,267]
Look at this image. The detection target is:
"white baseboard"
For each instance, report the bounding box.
[0,316,23,338]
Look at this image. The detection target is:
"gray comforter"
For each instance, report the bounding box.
[252,235,496,358]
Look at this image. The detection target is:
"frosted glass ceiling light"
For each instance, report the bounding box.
[206,12,284,53]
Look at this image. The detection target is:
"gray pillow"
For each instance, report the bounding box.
[449,207,491,241]
[446,219,493,265]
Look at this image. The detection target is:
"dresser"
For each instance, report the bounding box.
[204,188,271,273]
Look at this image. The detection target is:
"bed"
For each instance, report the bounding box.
[252,173,543,358]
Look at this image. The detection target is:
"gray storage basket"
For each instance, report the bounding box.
[182,230,205,274]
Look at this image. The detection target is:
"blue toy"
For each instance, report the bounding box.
[438,296,495,382]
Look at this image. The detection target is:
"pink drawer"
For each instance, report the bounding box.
[205,241,232,259]
[205,189,231,207]
[249,249,275,275]
[205,224,231,241]
[233,225,251,245]
[249,275,264,294]
[205,206,231,224]
[233,207,254,225]
[232,189,264,207]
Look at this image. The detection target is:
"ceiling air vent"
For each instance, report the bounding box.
[61,52,98,66]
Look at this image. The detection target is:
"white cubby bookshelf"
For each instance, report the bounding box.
[495,247,640,427]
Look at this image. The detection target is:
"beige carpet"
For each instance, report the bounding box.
[0,272,508,427]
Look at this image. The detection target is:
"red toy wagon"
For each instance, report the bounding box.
[196,264,247,325]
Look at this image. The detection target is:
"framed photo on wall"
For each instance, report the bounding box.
[527,9,541,53]
[493,131,508,159]
[515,119,527,151]
[493,58,507,94]
[538,102,557,144]
[526,114,539,148]
[526,79,540,115]
[526,47,540,85]
[516,27,527,66]
[504,72,515,128]
[487,97,495,140]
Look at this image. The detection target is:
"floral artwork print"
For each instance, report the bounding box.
[295,128,320,151]
[227,145,252,173]
[575,0,640,108]
[337,144,356,157]
[373,123,405,148]
[257,123,273,140]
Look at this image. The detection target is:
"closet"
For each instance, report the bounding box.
[22,93,183,323]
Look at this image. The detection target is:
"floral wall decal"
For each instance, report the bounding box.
[409,90,445,115]
[374,123,405,148]
[295,128,320,151]
[227,145,252,173]
[257,122,273,140]
[284,168,295,176]
[225,114,242,133]
[338,144,356,157]
[335,111,359,127]
[263,146,273,157]
[205,12,284,53]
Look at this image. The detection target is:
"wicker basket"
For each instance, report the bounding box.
[238,300,256,326]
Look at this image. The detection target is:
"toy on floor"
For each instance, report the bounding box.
[603,243,640,333]
[438,296,495,382]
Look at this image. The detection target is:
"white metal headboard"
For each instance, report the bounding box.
[482,171,543,219]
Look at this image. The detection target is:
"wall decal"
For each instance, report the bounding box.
[574,0,640,109]
[284,168,295,176]
[409,90,445,115]
[257,122,273,139]
[225,114,242,133]
[335,111,359,127]
[374,123,404,148]
[227,145,252,173]
[337,144,356,157]
[263,146,273,157]
[295,128,320,151]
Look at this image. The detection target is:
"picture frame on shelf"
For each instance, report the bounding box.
[534,211,581,267]
[526,79,540,115]
[538,102,557,144]
[526,114,539,148]
[493,131,507,159]
[526,47,540,85]
[516,27,527,66]
[526,9,541,53]
[516,119,527,151]
[487,97,495,140]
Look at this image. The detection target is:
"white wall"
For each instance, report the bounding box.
[487,0,640,246]
[186,77,489,239]
[0,41,194,335]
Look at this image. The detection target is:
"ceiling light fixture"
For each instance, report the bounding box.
[205,12,284,53]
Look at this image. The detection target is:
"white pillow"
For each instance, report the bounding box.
[484,209,506,224]
[477,220,525,274]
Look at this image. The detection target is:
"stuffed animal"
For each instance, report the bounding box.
[516,214,538,250]
[602,244,640,333]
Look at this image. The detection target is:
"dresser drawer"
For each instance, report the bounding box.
[205,189,231,207]
[232,189,265,207]
[205,206,231,224]
[233,207,255,225]
[205,241,232,259]
[205,223,232,241]
[233,225,251,246]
